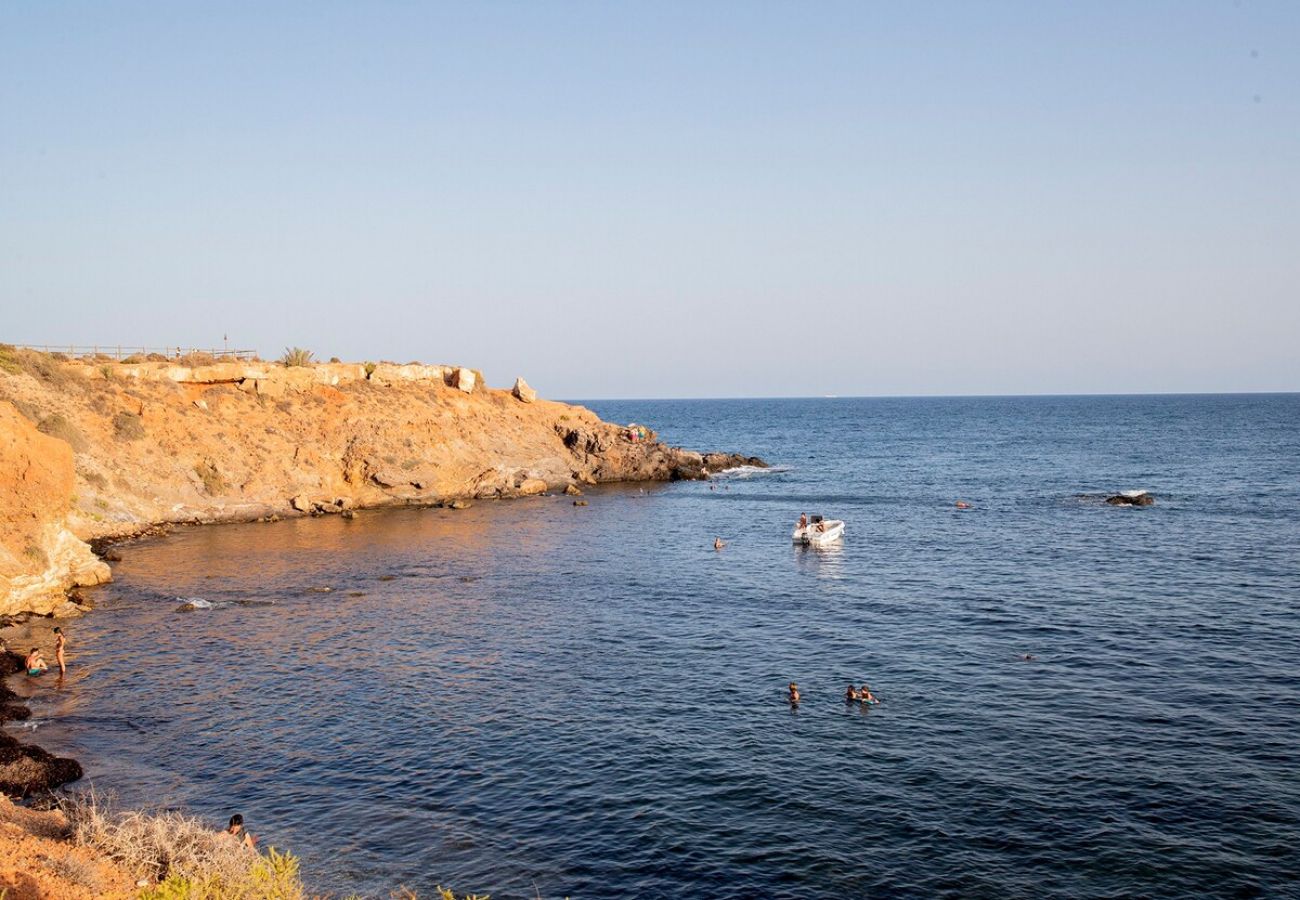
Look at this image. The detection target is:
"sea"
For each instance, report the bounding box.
[10,395,1300,899]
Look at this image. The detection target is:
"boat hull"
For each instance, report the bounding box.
[792,520,845,545]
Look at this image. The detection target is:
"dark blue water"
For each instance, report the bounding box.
[14,395,1300,898]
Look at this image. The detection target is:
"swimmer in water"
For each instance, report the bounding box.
[714,537,725,550]
[787,682,800,705]
[860,683,878,703]
[955,500,971,509]
[25,648,48,677]
[226,814,257,849]
[54,627,67,675]
[845,684,859,703]
[1022,654,1036,661]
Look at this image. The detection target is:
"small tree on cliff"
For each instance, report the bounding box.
[279,347,314,367]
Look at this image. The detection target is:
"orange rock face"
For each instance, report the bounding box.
[0,401,109,616]
[0,356,754,615]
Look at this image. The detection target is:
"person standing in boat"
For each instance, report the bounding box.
[798,513,808,531]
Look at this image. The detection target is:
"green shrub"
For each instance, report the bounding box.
[364,361,377,377]
[279,347,314,367]
[0,343,19,374]
[113,411,145,441]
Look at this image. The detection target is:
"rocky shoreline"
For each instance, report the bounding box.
[0,349,765,807]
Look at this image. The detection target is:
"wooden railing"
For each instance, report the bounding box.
[11,345,259,361]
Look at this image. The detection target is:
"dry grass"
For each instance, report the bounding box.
[280,347,314,367]
[60,792,304,899]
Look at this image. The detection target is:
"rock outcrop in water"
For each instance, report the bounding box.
[0,349,762,616]
[1106,492,1155,506]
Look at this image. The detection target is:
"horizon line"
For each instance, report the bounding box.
[565,389,1300,402]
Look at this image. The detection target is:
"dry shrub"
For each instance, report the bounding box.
[121,354,145,364]
[180,352,217,367]
[37,414,88,452]
[194,461,226,495]
[61,793,304,900]
[41,852,106,894]
[113,411,146,441]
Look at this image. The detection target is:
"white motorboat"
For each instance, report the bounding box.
[792,515,845,546]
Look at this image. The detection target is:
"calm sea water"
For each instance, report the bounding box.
[13,395,1300,898]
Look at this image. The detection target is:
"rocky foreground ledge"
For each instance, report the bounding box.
[0,348,763,618]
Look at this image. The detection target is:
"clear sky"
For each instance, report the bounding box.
[2,2,1297,398]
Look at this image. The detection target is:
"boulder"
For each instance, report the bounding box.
[454,367,477,393]
[512,377,537,403]
[255,378,287,399]
[519,478,548,496]
[564,483,583,496]
[289,495,312,512]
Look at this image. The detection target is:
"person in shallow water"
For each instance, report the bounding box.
[226,814,257,849]
[845,684,859,702]
[25,647,48,676]
[54,627,67,675]
[787,682,800,704]
[859,684,878,703]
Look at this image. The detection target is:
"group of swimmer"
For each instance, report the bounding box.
[21,627,67,677]
[786,681,880,706]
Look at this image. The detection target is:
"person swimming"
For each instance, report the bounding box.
[845,684,859,702]
[787,682,800,705]
[226,814,257,849]
[955,500,972,509]
[714,537,726,550]
[25,648,48,676]
[860,683,878,703]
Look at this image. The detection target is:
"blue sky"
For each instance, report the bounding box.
[2,2,1297,397]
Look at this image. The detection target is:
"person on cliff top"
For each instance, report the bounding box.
[226,814,257,849]
[54,627,67,675]
[25,648,48,677]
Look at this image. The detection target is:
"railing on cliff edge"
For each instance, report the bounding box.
[11,345,259,361]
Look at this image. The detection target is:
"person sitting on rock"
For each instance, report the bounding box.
[25,647,48,676]
[226,814,257,849]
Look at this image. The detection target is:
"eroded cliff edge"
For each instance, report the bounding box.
[0,350,761,617]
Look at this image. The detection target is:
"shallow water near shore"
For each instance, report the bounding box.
[16,395,1300,898]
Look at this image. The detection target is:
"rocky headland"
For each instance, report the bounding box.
[0,347,761,620]
[0,346,760,802]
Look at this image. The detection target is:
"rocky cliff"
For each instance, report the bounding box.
[0,349,759,616]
